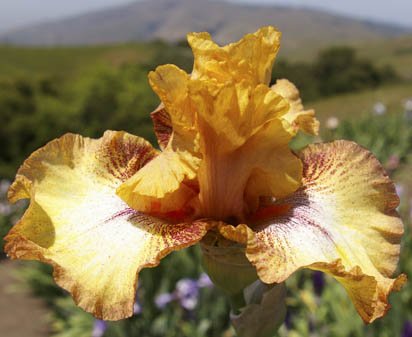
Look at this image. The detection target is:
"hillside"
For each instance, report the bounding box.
[354,35,412,80]
[0,0,410,55]
[0,43,158,79]
[311,82,412,122]
[1,33,411,81]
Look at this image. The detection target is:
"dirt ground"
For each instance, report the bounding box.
[0,260,50,337]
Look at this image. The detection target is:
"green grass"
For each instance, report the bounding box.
[2,33,412,81]
[0,43,159,80]
[309,81,412,123]
[354,35,412,80]
[280,34,412,80]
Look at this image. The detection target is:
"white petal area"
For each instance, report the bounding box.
[6,131,210,320]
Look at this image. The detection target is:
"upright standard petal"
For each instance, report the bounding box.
[6,131,210,320]
[234,140,405,323]
[188,26,281,86]
[271,79,319,135]
[120,28,305,221]
[127,61,302,221]
[148,64,196,139]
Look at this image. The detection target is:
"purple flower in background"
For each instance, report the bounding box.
[91,320,107,337]
[395,184,404,198]
[155,293,175,309]
[313,271,325,296]
[393,183,404,212]
[0,180,10,196]
[284,310,293,330]
[132,285,143,315]
[176,278,199,310]
[155,274,214,310]
[0,180,12,216]
[402,321,412,337]
[0,203,12,216]
[386,155,400,171]
[197,273,213,288]
[133,300,142,315]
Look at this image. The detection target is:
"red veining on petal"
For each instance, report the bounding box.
[99,133,156,182]
[104,208,137,223]
[151,106,173,150]
[166,221,207,242]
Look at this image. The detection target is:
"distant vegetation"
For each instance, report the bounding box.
[0,41,405,179]
[272,46,399,101]
[0,41,192,178]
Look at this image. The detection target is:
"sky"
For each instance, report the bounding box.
[0,0,411,33]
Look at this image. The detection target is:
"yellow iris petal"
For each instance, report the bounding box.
[145,60,301,219]
[117,148,200,214]
[120,28,303,220]
[190,79,290,150]
[6,131,211,320]
[242,120,303,210]
[118,65,202,214]
[188,79,299,219]
[231,140,405,323]
[148,64,196,138]
[188,26,281,86]
[271,79,319,135]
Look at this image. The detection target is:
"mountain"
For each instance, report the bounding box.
[1,0,410,54]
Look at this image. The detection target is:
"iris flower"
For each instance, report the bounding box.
[5,27,406,324]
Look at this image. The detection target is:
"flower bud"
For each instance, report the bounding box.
[200,234,258,306]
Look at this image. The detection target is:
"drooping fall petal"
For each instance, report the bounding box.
[271,79,319,135]
[221,140,406,323]
[6,131,210,320]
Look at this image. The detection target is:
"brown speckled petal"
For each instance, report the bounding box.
[6,131,210,320]
[222,140,406,323]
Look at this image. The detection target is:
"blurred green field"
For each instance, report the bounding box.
[0,44,149,79]
[1,33,412,79]
[311,81,412,122]
[355,35,412,80]
[0,41,194,80]
[288,34,412,80]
